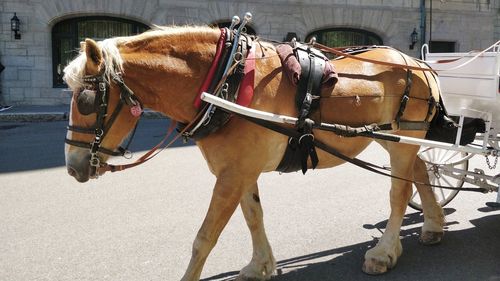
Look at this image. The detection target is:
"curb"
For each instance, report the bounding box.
[0,110,167,122]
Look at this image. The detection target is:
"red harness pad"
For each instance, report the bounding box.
[194,29,256,110]
[193,29,227,109]
[236,47,255,107]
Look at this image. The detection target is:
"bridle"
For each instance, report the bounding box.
[65,69,142,178]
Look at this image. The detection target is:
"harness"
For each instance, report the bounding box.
[274,45,438,174]
[182,33,439,174]
[62,9,446,179]
[180,28,255,140]
[65,18,257,178]
[275,42,331,173]
[63,19,485,193]
[64,70,142,177]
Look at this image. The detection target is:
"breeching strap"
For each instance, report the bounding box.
[235,112,488,193]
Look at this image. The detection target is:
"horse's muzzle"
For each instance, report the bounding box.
[65,150,92,183]
[67,166,90,183]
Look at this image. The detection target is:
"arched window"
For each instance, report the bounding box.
[306,28,383,48]
[52,16,149,88]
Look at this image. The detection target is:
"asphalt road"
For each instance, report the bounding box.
[0,120,499,281]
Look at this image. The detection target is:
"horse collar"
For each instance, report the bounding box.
[183,28,256,140]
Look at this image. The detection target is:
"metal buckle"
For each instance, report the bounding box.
[99,82,106,92]
[94,129,103,138]
[123,150,133,159]
[233,52,243,63]
[220,83,229,100]
[299,133,314,144]
[90,154,100,167]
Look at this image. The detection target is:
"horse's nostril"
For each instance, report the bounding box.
[67,165,90,183]
[67,167,77,177]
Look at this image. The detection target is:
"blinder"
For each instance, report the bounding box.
[76,89,99,115]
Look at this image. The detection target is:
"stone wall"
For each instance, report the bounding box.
[0,0,498,105]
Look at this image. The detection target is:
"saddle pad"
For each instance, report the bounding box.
[276,44,338,88]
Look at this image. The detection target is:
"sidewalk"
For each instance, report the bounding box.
[0,105,166,122]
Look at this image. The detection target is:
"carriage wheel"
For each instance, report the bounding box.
[408,147,469,211]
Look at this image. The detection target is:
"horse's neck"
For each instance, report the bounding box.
[120,28,220,123]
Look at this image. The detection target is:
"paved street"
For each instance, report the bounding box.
[1,120,499,281]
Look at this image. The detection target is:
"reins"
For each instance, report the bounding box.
[423,39,500,71]
[313,40,500,73]
[99,119,178,173]
[312,43,437,72]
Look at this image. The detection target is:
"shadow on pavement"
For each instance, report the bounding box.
[0,119,194,173]
[202,209,500,281]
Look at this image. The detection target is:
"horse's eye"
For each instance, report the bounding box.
[76,89,98,115]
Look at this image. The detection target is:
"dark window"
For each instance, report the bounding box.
[52,17,149,88]
[429,41,456,53]
[306,28,383,47]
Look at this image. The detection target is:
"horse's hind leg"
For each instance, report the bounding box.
[181,174,253,281]
[413,157,445,245]
[363,140,419,275]
[237,183,276,281]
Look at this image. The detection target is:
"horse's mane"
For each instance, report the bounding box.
[63,38,123,90]
[134,25,216,41]
[63,25,217,90]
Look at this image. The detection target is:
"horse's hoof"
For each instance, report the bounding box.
[236,258,275,281]
[362,258,389,275]
[419,231,444,245]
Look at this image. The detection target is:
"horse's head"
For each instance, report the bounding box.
[64,38,140,182]
[63,26,223,182]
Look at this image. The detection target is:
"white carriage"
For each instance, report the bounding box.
[409,44,500,209]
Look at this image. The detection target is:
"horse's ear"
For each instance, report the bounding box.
[84,38,102,73]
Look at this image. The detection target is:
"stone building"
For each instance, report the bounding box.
[0,0,498,105]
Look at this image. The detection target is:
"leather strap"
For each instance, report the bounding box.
[100,120,178,173]
[399,121,430,131]
[193,28,227,109]
[237,112,487,193]
[313,43,436,72]
[395,69,412,124]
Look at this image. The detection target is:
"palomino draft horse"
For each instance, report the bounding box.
[64,26,445,280]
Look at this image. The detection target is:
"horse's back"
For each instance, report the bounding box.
[318,48,435,127]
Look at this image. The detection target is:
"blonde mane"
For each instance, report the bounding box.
[63,38,123,90]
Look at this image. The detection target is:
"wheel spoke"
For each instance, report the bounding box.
[439,186,446,201]
[437,148,446,163]
[410,148,468,211]
[441,176,456,190]
[442,150,460,164]
[411,190,418,200]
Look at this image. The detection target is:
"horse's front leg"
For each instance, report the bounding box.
[237,183,276,281]
[413,157,445,245]
[363,141,419,275]
[181,174,253,281]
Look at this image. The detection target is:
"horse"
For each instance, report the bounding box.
[63,26,445,280]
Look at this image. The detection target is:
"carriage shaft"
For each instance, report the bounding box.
[202,92,496,157]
